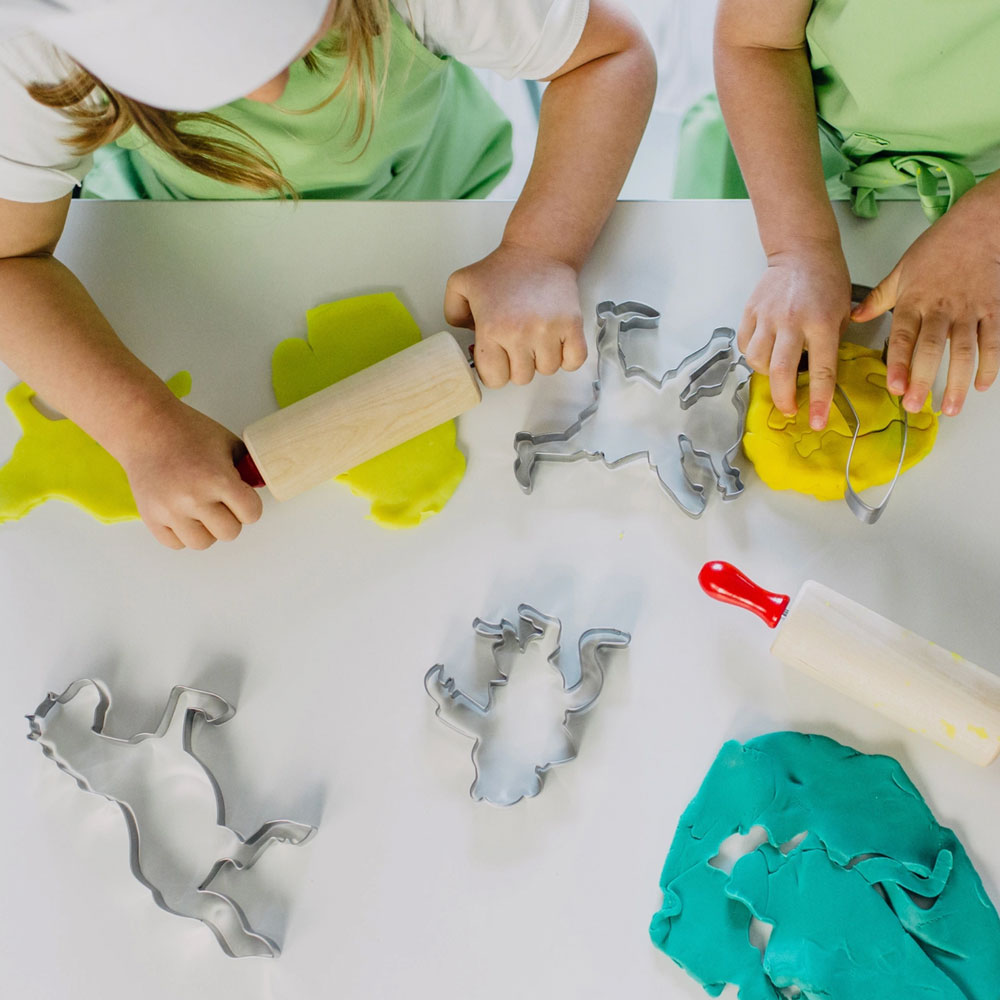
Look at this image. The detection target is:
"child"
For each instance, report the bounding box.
[714,0,1000,431]
[0,0,656,549]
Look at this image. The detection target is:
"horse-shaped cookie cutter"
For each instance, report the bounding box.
[514,300,751,517]
[27,679,316,957]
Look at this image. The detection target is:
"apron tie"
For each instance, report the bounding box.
[841,154,976,221]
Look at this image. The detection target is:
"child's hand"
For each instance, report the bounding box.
[851,203,1000,416]
[443,242,587,388]
[738,244,852,429]
[117,399,262,550]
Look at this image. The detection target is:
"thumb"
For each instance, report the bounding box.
[851,269,899,322]
[443,272,475,330]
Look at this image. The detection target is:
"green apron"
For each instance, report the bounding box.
[82,8,513,201]
[808,0,1000,219]
[675,0,1000,220]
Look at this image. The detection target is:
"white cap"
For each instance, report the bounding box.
[8,0,331,110]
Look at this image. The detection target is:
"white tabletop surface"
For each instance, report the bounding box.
[1,199,997,999]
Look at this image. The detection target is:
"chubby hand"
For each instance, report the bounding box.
[443,242,588,388]
[851,203,1000,416]
[738,243,852,429]
[118,399,262,550]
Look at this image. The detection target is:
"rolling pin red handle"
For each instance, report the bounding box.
[698,561,790,629]
[235,451,266,488]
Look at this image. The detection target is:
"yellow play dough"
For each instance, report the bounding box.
[742,343,937,500]
[0,371,192,524]
[270,292,467,528]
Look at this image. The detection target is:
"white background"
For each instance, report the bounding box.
[0,199,997,998]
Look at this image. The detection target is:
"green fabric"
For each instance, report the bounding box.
[82,8,512,201]
[672,94,747,200]
[807,0,1000,220]
[649,732,1000,1000]
[674,0,1000,218]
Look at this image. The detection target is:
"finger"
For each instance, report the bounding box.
[533,336,563,376]
[473,337,510,389]
[851,268,899,322]
[507,344,537,386]
[941,320,978,416]
[904,312,948,413]
[805,336,839,430]
[560,322,588,372]
[768,330,805,417]
[885,304,921,396]
[198,502,244,543]
[149,522,184,550]
[976,316,1000,391]
[736,306,756,354]
[221,475,264,525]
[443,274,475,330]
[741,322,777,375]
[173,518,217,551]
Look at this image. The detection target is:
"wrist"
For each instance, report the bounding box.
[100,380,186,466]
[500,205,590,274]
[496,233,583,275]
[755,197,842,263]
[764,235,846,268]
[947,172,1000,233]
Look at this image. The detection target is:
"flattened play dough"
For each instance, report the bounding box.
[743,343,938,499]
[270,292,467,527]
[0,372,191,524]
[649,732,1000,1000]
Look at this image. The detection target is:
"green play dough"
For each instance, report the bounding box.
[649,732,1000,1000]
[0,371,191,524]
[270,292,467,528]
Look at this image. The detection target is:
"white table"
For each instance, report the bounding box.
[1,200,997,999]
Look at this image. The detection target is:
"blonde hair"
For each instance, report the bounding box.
[27,0,392,197]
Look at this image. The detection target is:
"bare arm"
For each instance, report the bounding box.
[506,0,656,272]
[715,0,850,428]
[715,0,837,259]
[0,196,261,547]
[1,197,179,450]
[444,0,657,387]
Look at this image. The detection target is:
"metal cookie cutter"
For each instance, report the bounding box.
[800,283,908,524]
[839,283,910,524]
[514,300,751,518]
[27,679,316,958]
[832,384,908,525]
[425,606,630,806]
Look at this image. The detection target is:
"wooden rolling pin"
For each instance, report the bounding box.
[699,560,1000,766]
[236,331,481,501]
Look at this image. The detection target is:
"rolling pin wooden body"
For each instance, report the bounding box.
[241,331,481,501]
[700,561,1000,766]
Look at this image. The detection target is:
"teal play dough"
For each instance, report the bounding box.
[649,733,1000,1000]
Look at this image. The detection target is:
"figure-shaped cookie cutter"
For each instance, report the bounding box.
[27,679,316,958]
[425,606,630,806]
[832,384,908,525]
[514,301,751,517]
[839,284,910,525]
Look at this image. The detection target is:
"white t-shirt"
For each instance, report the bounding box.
[0,0,589,203]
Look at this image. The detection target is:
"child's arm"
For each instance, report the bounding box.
[715,0,851,429]
[443,0,656,388]
[850,174,1000,415]
[0,196,262,548]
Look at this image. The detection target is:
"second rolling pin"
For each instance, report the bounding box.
[236,331,481,501]
[699,560,1000,766]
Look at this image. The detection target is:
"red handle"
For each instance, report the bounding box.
[698,561,789,629]
[235,451,265,488]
